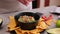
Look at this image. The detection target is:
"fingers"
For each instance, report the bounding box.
[18,0,32,6]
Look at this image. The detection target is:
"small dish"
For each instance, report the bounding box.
[14,12,42,30]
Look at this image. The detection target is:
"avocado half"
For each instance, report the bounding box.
[46,28,60,34]
[0,18,3,27]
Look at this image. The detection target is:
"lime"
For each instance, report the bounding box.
[46,28,60,34]
[56,20,60,28]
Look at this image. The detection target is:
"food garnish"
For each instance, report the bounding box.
[56,19,60,28]
[18,15,35,23]
[46,28,60,34]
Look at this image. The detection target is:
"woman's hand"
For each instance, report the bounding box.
[18,0,32,6]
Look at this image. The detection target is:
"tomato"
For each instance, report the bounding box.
[24,19,27,23]
[29,16,32,19]
[42,16,47,20]
[47,15,52,20]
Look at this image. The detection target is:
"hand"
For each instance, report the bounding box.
[18,0,32,6]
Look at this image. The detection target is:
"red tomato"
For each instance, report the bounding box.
[42,16,47,20]
[47,15,52,20]
[24,19,27,22]
[29,16,32,19]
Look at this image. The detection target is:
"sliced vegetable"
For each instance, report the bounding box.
[46,28,60,34]
[0,18,3,27]
[0,18,3,24]
[56,19,60,28]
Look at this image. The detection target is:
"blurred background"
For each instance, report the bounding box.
[0,0,60,13]
[32,0,60,9]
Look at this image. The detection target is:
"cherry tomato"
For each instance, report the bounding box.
[24,19,27,23]
[47,15,52,20]
[42,16,47,20]
[29,16,32,19]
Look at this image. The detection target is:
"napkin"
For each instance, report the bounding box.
[55,7,60,13]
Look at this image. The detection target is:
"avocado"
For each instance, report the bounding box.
[46,28,60,34]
